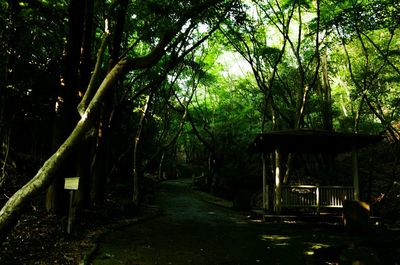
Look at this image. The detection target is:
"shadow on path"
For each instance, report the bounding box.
[89,179,397,265]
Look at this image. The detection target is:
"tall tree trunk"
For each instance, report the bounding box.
[158,151,165,180]
[79,0,94,94]
[75,0,95,208]
[46,0,86,213]
[109,0,129,68]
[90,0,129,205]
[320,53,333,131]
[1,130,10,187]
[90,103,112,205]
[76,32,108,207]
[75,139,93,208]
[133,94,152,205]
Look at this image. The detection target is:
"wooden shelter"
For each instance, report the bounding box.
[248,129,383,214]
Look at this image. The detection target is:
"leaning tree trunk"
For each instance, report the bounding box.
[0,34,173,240]
[0,60,123,241]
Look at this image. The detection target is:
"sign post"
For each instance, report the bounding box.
[64,177,80,235]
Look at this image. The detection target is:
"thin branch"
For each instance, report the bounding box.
[361,31,400,76]
[78,33,110,116]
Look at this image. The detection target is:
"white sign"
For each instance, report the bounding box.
[64,177,80,190]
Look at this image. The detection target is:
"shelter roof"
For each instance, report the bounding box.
[248,129,383,154]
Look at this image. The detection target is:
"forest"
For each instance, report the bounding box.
[1,0,400,264]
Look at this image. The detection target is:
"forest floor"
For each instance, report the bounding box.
[0,187,160,265]
[1,179,400,265]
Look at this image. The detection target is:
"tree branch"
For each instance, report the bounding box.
[78,34,110,116]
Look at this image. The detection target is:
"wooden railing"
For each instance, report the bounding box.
[281,185,354,209]
[265,185,354,212]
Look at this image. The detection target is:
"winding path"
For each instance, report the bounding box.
[90,180,363,265]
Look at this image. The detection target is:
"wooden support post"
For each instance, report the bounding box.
[352,145,360,201]
[262,153,267,210]
[274,150,281,214]
[316,185,320,215]
[64,177,79,235]
[67,190,74,235]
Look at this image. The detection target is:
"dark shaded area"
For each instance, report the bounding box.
[248,129,383,154]
[0,182,157,265]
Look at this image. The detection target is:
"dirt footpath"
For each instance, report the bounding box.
[89,179,399,265]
